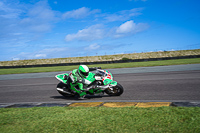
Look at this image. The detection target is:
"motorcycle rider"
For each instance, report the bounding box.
[68,65,90,99]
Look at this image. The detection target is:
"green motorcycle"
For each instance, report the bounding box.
[55,67,124,99]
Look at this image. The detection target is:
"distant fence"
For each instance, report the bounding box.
[0,55,200,69]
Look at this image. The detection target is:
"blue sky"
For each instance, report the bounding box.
[0,0,200,61]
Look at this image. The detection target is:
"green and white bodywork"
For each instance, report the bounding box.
[55,68,123,98]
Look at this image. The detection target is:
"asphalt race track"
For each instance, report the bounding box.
[0,64,200,104]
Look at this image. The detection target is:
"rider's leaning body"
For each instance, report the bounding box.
[68,65,92,98]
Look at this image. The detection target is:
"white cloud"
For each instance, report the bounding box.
[57,7,147,42]
[0,1,24,19]
[35,54,47,58]
[65,20,149,42]
[13,47,69,60]
[116,20,136,33]
[85,43,100,51]
[0,1,26,38]
[20,0,58,32]
[115,20,149,37]
[0,0,58,46]
[62,7,100,19]
[12,58,20,61]
[104,8,143,22]
[65,24,105,41]
[30,24,52,32]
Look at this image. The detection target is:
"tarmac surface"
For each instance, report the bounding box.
[0,64,200,108]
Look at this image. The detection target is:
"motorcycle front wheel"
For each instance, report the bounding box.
[105,83,124,96]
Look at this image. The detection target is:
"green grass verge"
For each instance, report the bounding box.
[0,58,200,75]
[0,106,200,133]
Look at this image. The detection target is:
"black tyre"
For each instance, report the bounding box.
[56,82,73,97]
[105,83,124,96]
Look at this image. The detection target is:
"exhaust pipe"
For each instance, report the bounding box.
[96,85,110,90]
[57,88,72,95]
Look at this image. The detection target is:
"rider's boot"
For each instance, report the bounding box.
[78,95,85,100]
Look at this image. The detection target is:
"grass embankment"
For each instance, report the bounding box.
[0,107,199,133]
[0,49,200,66]
[0,58,200,75]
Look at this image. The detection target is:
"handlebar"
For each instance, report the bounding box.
[89,67,102,71]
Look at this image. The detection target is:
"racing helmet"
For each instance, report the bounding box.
[78,65,89,78]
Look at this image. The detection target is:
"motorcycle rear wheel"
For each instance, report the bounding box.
[105,83,124,96]
[57,82,73,97]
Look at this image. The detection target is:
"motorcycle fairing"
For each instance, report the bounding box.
[56,73,69,84]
